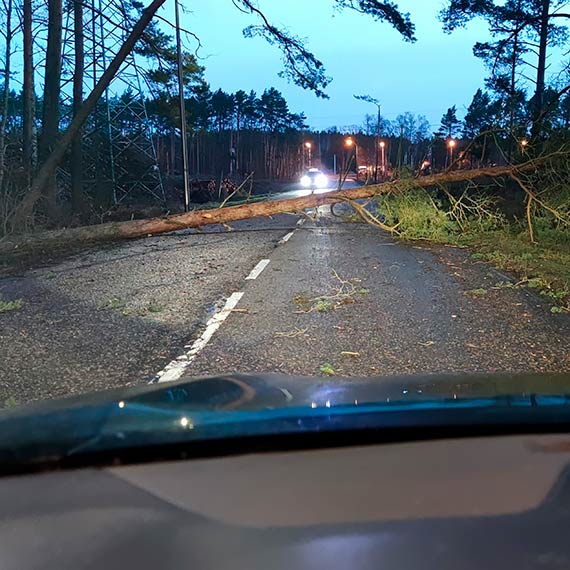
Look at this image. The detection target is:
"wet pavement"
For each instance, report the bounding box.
[0,214,301,405]
[183,209,570,379]
[1,190,569,407]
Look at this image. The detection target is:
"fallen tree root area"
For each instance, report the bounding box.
[0,160,560,261]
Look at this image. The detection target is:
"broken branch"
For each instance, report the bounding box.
[1,155,566,256]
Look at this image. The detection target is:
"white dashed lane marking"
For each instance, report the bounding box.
[245,259,270,280]
[154,292,244,383]
[278,231,295,244]
[151,222,301,383]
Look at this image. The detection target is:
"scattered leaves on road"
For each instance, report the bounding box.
[0,296,23,314]
[99,297,126,311]
[490,277,568,312]
[3,396,19,409]
[541,289,568,301]
[320,363,337,376]
[147,302,164,313]
[492,280,515,289]
[315,299,334,313]
[340,351,360,358]
[293,292,311,306]
[275,327,308,338]
[465,288,487,297]
[294,270,371,314]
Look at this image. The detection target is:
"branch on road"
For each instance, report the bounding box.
[1,153,568,257]
[337,197,401,233]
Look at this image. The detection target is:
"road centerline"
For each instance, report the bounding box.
[279,231,295,244]
[246,259,271,280]
[151,221,300,384]
[153,291,244,384]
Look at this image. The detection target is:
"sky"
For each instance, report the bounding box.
[177,0,491,131]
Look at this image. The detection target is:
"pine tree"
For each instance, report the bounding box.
[463,89,496,138]
[440,0,569,138]
[438,106,461,138]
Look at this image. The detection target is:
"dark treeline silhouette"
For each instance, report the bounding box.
[0,0,568,232]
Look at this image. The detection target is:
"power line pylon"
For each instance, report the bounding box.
[62,0,165,207]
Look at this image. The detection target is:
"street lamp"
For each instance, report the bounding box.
[447,138,457,167]
[379,140,386,177]
[304,141,312,166]
[520,138,529,150]
[345,137,357,178]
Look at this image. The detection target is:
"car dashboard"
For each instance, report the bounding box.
[1,433,570,569]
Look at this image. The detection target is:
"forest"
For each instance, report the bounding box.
[0,0,568,238]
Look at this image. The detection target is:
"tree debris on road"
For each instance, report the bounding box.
[1,155,562,258]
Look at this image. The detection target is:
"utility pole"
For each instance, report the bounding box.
[175,0,190,211]
[375,103,381,182]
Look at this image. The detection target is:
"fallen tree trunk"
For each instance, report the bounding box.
[0,159,558,256]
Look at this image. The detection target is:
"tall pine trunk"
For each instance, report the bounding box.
[531,0,550,139]
[0,0,13,192]
[506,25,519,161]
[38,0,63,220]
[71,0,85,218]
[236,110,241,173]
[22,0,36,182]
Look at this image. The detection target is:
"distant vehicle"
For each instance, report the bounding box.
[300,168,328,189]
[419,160,432,176]
[357,165,370,182]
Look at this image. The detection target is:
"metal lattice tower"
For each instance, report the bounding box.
[61,0,165,206]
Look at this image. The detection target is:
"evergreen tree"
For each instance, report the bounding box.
[440,0,570,137]
[438,105,461,138]
[463,89,497,138]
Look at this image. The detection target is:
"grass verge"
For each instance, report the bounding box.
[374,190,570,311]
[457,227,570,311]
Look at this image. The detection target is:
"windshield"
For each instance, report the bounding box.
[0,0,569,434]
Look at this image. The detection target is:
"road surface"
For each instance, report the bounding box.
[1,183,569,406]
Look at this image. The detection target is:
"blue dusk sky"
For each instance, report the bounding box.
[176,1,495,130]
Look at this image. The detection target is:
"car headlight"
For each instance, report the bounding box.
[300,175,311,187]
[315,174,328,188]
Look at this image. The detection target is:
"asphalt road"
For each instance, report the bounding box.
[173,206,570,380]
[1,183,569,406]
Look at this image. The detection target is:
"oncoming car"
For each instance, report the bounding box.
[300,168,328,190]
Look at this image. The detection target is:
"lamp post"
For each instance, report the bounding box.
[379,140,386,178]
[520,138,528,153]
[304,141,312,167]
[345,136,357,179]
[175,0,189,211]
[447,138,457,168]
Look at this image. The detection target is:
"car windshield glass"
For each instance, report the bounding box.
[0,0,569,446]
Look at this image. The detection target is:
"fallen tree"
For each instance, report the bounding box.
[11,1,418,228]
[1,154,566,257]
